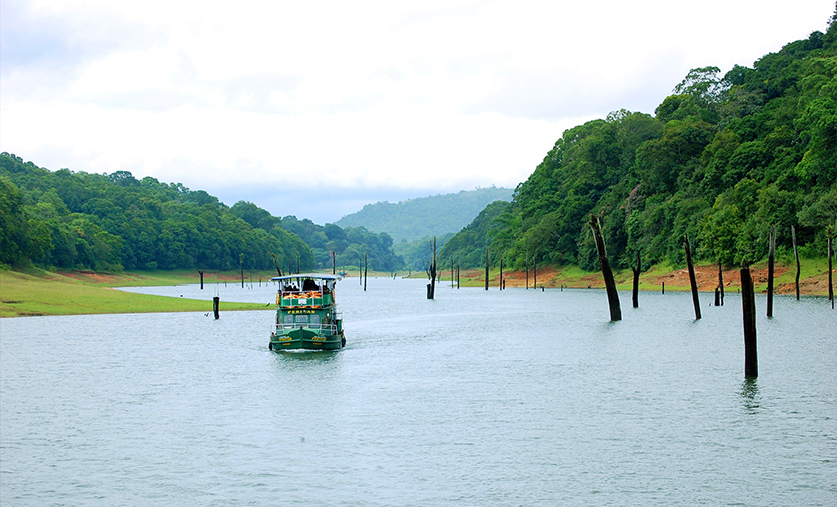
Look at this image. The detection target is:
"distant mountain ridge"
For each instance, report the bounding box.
[335,187,513,242]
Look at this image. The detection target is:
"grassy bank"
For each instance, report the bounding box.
[0,268,277,318]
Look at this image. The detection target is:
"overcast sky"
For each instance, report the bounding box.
[2,0,834,224]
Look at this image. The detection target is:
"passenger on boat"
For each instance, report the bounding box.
[302,278,320,291]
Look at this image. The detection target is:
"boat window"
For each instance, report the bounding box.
[309,315,320,327]
[283,315,294,325]
[302,278,320,291]
[294,315,308,325]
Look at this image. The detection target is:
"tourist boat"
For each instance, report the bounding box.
[268,273,345,351]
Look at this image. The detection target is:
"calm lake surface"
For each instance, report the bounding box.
[1,278,835,505]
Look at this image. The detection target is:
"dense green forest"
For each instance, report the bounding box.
[443,14,837,271]
[230,202,402,272]
[335,187,513,242]
[3,12,835,276]
[0,154,402,273]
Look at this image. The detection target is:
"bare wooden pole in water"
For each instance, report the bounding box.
[828,227,834,307]
[426,237,437,299]
[718,262,724,306]
[741,266,758,378]
[631,251,640,308]
[500,258,504,291]
[767,225,776,318]
[792,225,800,300]
[199,270,204,290]
[684,233,701,320]
[364,253,368,292]
[590,215,621,321]
[533,258,537,290]
[270,252,283,277]
[213,296,220,320]
[484,247,489,291]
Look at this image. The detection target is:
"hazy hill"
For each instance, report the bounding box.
[335,187,513,242]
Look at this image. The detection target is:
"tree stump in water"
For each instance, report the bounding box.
[791,225,800,301]
[631,251,640,309]
[740,267,758,378]
[589,215,621,321]
[684,233,701,320]
[767,226,776,318]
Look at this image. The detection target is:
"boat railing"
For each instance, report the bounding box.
[274,322,340,334]
[276,290,334,308]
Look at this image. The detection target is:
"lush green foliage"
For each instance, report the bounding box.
[439,201,510,267]
[446,18,837,270]
[0,155,403,272]
[394,233,456,272]
[231,202,403,272]
[335,187,513,242]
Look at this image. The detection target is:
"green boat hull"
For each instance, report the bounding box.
[269,327,345,351]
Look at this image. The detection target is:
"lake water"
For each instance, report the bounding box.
[1,278,835,505]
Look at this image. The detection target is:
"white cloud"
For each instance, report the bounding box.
[2,0,835,222]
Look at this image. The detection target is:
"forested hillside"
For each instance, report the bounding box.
[335,187,513,242]
[0,154,402,272]
[443,14,837,271]
[230,201,402,272]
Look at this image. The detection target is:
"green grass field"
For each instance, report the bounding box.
[0,269,275,318]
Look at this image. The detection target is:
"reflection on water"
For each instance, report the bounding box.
[1,279,835,505]
[740,377,761,413]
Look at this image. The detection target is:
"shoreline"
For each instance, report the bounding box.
[2,260,833,318]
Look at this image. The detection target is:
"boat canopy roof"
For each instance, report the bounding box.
[270,273,342,282]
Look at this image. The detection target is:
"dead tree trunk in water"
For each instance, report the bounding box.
[199,270,204,290]
[239,254,244,289]
[499,258,504,291]
[791,225,800,301]
[269,252,283,277]
[631,251,640,308]
[741,266,758,378]
[718,262,724,306]
[484,247,489,291]
[767,226,776,318]
[426,237,437,299]
[590,215,621,321]
[364,253,368,292]
[533,259,537,290]
[828,227,834,307]
[213,296,220,320]
[684,233,701,320]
